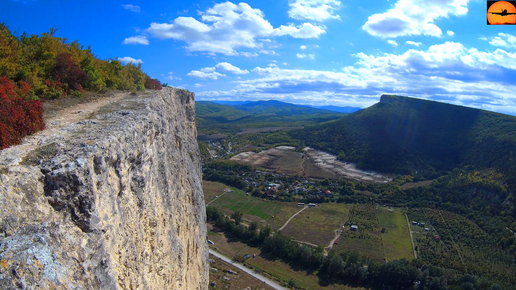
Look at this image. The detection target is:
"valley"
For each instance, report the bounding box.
[198,97,516,289]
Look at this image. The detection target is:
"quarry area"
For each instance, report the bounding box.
[230,146,392,183]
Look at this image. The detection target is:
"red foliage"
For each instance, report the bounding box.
[144,77,162,90]
[53,52,88,93]
[0,76,45,149]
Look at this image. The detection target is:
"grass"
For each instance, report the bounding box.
[207,185,281,224]
[280,203,352,246]
[377,207,414,261]
[267,202,304,230]
[332,204,385,262]
[202,181,228,204]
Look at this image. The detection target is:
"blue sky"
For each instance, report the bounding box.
[2,0,516,114]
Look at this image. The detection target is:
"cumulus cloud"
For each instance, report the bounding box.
[122,36,149,45]
[121,4,140,12]
[288,0,341,21]
[300,45,307,50]
[197,42,516,114]
[118,56,143,64]
[296,53,315,59]
[447,30,455,36]
[145,1,325,55]
[194,83,204,87]
[215,62,249,74]
[406,41,422,46]
[188,62,250,80]
[187,70,226,80]
[488,33,516,48]
[363,0,469,38]
[388,40,398,47]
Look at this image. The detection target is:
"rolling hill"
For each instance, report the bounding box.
[296,94,516,179]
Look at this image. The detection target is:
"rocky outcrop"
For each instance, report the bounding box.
[0,88,208,289]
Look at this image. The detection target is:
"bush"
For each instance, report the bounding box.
[144,77,162,90]
[0,76,45,149]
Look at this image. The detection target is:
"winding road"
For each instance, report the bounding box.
[209,249,288,290]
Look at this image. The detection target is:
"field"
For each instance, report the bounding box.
[208,224,359,290]
[408,208,516,289]
[332,204,385,261]
[206,183,282,225]
[377,207,414,261]
[208,253,276,290]
[203,181,228,204]
[280,203,352,246]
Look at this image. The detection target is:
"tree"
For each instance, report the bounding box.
[231,210,243,225]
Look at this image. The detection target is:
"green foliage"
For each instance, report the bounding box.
[296,95,516,179]
[0,23,159,99]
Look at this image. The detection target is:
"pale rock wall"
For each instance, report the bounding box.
[0,88,208,289]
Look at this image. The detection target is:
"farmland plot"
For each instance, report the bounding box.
[377,207,413,261]
[332,204,385,261]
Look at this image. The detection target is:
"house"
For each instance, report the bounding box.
[411,221,418,225]
[297,203,305,207]
[425,228,430,232]
[308,203,316,207]
[351,225,358,231]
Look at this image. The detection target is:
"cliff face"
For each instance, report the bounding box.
[0,88,208,289]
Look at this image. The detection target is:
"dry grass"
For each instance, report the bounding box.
[209,254,276,290]
[332,204,385,261]
[280,203,352,246]
[400,179,434,190]
[203,181,228,204]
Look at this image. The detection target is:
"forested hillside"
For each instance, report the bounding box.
[296,95,516,180]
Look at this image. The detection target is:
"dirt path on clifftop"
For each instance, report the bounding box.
[43,92,130,130]
[0,92,130,167]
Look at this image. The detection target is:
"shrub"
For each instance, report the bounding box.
[53,52,88,94]
[144,77,162,90]
[0,76,45,149]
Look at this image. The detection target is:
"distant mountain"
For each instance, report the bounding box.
[195,100,346,134]
[232,100,340,116]
[195,101,250,125]
[211,101,248,106]
[311,105,362,113]
[296,94,516,179]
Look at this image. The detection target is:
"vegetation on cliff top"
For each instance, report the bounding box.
[0,23,162,149]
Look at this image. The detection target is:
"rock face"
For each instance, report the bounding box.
[0,88,208,289]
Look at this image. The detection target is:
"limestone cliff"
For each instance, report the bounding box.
[0,88,208,289]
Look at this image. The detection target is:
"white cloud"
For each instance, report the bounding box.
[197,42,516,114]
[488,33,516,48]
[300,45,307,50]
[447,30,455,36]
[118,56,143,64]
[146,2,325,55]
[121,4,140,13]
[260,50,279,55]
[296,53,315,59]
[406,41,422,46]
[194,83,204,87]
[363,0,469,38]
[215,62,249,74]
[187,70,226,80]
[164,72,181,81]
[282,62,288,65]
[122,36,149,45]
[288,0,341,21]
[388,40,398,47]
[240,52,259,57]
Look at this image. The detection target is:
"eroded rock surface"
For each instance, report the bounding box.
[0,88,208,289]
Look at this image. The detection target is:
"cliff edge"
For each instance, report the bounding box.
[0,88,208,289]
